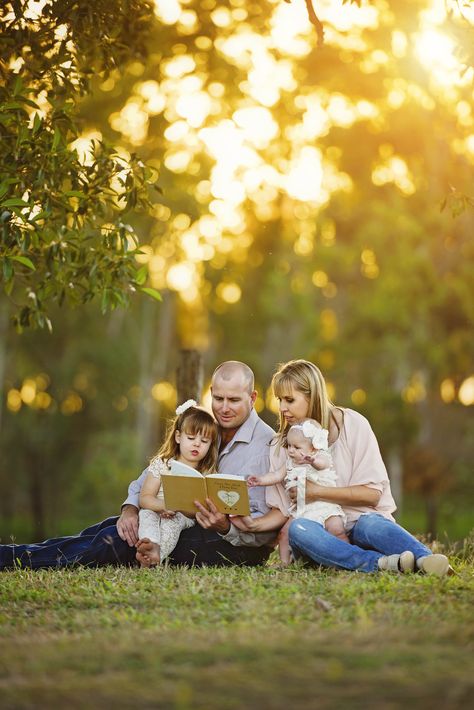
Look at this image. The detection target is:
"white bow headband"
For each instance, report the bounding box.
[175,399,197,415]
[290,420,329,450]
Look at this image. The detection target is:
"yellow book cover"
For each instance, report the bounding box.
[161,460,250,515]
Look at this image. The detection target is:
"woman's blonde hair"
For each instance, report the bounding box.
[153,406,219,473]
[272,359,336,446]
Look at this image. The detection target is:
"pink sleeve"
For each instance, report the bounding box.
[343,412,389,492]
[265,443,291,515]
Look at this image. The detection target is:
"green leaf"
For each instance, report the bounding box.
[2,198,29,208]
[140,287,162,302]
[11,256,35,270]
[64,190,87,198]
[52,127,62,151]
[32,113,42,135]
[134,265,148,286]
[30,210,50,223]
[2,257,13,281]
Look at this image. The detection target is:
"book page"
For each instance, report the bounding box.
[169,459,204,477]
[205,476,250,515]
[161,474,207,514]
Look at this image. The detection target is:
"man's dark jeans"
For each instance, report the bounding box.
[0,517,271,570]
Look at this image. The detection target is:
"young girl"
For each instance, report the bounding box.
[136,400,218,567]
[232,418,349,565]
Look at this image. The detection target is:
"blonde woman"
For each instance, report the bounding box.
[274,360,451,575]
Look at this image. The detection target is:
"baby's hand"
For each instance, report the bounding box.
[305,451,331,470]
[247,476,260,487]
[160,510,176,519]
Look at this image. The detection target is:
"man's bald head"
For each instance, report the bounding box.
[211,361,255,393]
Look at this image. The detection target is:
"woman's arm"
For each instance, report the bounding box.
[232,509,288,533]
[289,481,381,508]
[139,472,167,513]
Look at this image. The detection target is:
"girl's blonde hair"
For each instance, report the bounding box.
[154,406,219,473]
[272,359,337,447]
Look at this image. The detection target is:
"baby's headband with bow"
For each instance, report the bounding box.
[290,420,329,450]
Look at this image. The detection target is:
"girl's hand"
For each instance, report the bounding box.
[247,476,260,487]
[159,510,176,519]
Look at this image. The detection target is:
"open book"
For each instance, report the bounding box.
[161,459,250,515]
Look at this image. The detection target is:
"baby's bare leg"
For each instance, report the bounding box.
[277,518,293,566]
[325,515,350,543]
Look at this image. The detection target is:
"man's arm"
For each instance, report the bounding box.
[117,468,149,547]
[122,468,148,509]
[117,505,139,547]
[194,499,277,548]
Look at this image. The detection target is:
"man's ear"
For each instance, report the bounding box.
[175,430,181,444]
[250,390,257,406]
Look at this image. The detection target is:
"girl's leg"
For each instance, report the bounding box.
[289,518,381,573]
[159,514,195,562]
[136,509,162,566]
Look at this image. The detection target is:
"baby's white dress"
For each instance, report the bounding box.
[138,457,195,562]
[286,452,346,526]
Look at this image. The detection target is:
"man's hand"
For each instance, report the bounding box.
[117,504,139,547]
[194,498,231,534]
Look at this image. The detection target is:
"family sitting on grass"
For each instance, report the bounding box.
[0,360,452,576]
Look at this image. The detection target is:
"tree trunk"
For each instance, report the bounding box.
[425,495,438,540]
[176,350,203,403]
[387,448,403,512]
[28,454,46,541]
[136,292,175,462]
[0,302,8,437]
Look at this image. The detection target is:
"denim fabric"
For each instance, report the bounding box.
[288,513,432,573]
[0,517,271,570]
[169,525,272,567]
[0,517,136,570]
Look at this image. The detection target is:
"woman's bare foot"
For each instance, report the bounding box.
[136,538,161,567]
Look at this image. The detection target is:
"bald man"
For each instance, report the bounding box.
[1,361,282,570]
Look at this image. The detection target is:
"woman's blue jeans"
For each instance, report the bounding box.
[288,513,432,573]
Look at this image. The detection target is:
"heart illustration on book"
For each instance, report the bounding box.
[217,490,240,507]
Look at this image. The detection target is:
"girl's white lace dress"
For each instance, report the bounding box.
[138,457,195,562]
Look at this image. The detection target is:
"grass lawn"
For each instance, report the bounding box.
[1,539,473,709]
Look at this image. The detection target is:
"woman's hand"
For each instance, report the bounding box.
[247,476,260,487]
[229,515,256,532]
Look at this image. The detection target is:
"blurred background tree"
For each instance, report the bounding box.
[1,0,473,541]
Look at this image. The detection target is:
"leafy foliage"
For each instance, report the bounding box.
[0,0,160,330]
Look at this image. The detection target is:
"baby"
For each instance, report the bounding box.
[233,419,349,565]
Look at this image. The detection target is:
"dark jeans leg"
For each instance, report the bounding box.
[0,517,137,570]
[167,526,271,567]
